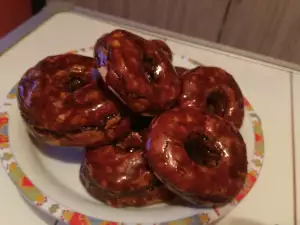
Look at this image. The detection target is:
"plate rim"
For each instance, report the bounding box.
[0,47,265,225]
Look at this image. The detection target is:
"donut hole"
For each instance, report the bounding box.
[184,132,222,167]
[206,90,228,117]
[68,75,86,92]
[143,57,158,81]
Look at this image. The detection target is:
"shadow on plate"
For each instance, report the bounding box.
[29,133,86,164]
[22,192,268,225]
[167,196,205,209]
[167,195,231,210]
[21,184,267,225]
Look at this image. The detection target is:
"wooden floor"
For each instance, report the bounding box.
[48,0,300,65]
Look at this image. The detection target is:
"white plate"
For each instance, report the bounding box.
[0,47,264,225]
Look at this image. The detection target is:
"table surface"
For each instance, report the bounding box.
[0,9,298,225]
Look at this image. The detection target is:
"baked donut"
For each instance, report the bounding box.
[179,66,244,128]
[146,107,247,206]
[94,29,181,116]
[17,54,131,148]
[151,39,173,61]
[80,131,174,207]
[80,162,174,208]
[175,66,188,77]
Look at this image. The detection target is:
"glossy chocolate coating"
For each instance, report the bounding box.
[82,132,161,195]
[146,107,247,206]
[175,66,188,77]
[80,161,174,208]
[151,39,173,61]
[17,54,131,147]
[94,29,181,116]
[179,66,244,129]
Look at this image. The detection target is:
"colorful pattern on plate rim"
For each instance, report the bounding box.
[0,47,265,225]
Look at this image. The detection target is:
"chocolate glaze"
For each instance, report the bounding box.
[94,29,181,116]
[82,132,163,195]
[80,162,174,208]
[151,39,173,62]
[179,66,245,128]
[17,54,131,147]
[146,107,247,206]
[175,66,188,77]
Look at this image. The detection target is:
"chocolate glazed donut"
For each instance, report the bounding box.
[94,29,181,116]
[179,66,244,129]
[80,132,174,207]
[175,67,188,77]
[17,54,131,148]
[146,107,247,206]
[151,39,173,61]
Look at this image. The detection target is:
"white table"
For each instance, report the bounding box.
[0,3,297,225]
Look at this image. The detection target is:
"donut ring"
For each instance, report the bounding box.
[81,132,161,195]
[151,39,173,61]
[175,66,188,77]
[146,107,247,206]
[17,54,131,147]
[94,29,181,116]
[179,66,244,128]
[80,163,174,208]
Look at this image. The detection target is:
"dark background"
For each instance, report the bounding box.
[32,0,46,15]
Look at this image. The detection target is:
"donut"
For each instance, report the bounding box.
[179,66,244,128]
[80,131,174,207]
[94,29,181,116]
[146,107,247,206]
[80,163,174,208]
[175,66,188,77]
[17,54,131,148]
[151,39,173,61]
[81,132,156,194]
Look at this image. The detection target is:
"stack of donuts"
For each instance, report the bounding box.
[17,29,247,208]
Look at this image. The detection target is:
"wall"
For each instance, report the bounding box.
[0,0,31,38]
[47,0,300,65]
